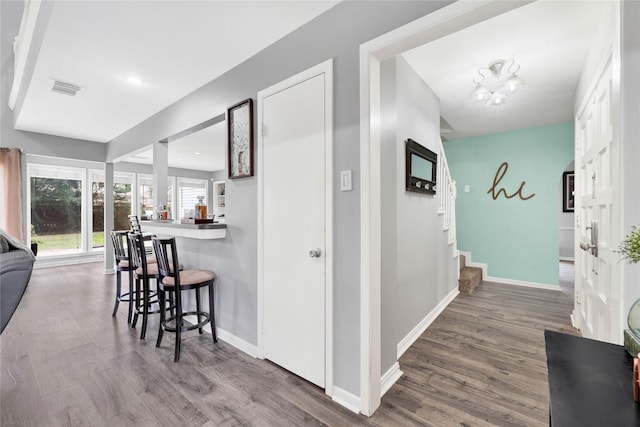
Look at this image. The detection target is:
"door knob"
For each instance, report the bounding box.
[580,220,598,257]
[309,248,322,258]
[580,241,595,251]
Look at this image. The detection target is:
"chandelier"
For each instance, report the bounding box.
[469,58,526,106]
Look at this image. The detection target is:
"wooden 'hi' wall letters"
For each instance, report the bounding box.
[487,162,535,201]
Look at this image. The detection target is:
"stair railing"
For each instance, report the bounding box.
[437,140,457,246]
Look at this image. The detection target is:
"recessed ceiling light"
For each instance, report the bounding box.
[126,76,143,85]
[194,152,201,155]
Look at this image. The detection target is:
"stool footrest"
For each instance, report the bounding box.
[162,311,211,333]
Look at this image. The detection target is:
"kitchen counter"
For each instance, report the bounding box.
[140,220,226,239]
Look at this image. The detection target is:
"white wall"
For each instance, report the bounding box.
[380,56,457,373]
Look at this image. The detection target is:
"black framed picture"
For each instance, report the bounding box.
[563,171,574,212]
[227,98,254,179]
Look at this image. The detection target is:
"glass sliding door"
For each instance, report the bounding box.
[29,164,84,256]
[138,174,154,220]
[114,173,134,230]
[90,170,134,247]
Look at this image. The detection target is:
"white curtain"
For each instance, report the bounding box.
[0,148,25,242]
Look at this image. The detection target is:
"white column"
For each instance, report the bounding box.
[104,162,115,274]
[153,141,169,213]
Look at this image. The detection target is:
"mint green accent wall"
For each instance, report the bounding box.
[444,122,574,285]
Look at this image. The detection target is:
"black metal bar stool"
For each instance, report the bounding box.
[128,215,154,254]
[110,230,136,323]
[152,236,217,362]
[127,232,163,340]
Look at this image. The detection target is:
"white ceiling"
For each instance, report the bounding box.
[13,0,339,146]
[402,0,605,140]
[13,1,606,171]
[125,120,227,172]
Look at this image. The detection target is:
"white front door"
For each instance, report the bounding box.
[574,55,621,343]
[258,61,333,388]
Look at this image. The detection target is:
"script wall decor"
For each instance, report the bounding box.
[487,162,535,201]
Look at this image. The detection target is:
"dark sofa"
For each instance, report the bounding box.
[0,229,36,333]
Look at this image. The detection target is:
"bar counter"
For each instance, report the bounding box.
[140,220,226,239]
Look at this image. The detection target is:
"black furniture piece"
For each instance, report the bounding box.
[0,228,35,333]
[111,230,157,324]
[127,232,162,340]
[152,236,217,362]
[110,230,136,323]
[545,329,640,426]
[128,214,142,232]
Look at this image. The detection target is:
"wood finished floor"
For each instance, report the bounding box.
[1,262,576,426]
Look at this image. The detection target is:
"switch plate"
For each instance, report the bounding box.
[340,170,352,191]
[464,185,470,193]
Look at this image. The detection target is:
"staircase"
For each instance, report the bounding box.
[458,254,482,294]
[437,140,482,294]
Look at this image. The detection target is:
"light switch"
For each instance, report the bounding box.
[340,170,352,191]
[464,185,470,193]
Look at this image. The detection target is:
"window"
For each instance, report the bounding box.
[91,175,105,249]
[29,164,84,255]
[91,170,134,246]
[138,174,154,220]
[114,173,134,230]
[27,162,201,259]
[137,174,174,220]
[176,178,208,220]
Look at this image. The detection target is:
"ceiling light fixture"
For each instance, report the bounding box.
[126,76,143,85]
[469,58,525,106]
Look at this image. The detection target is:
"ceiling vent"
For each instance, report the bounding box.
[50,79,83,97]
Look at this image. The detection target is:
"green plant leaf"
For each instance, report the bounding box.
[617,226,640,264]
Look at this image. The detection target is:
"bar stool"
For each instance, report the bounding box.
[128,215,153,254]
[152,236,217,362]
[110,230,135,323]
[127,232,163,340]
[128,214,142,232]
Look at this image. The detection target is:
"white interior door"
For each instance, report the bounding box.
[259,68,331,388]
[574,56,621,343]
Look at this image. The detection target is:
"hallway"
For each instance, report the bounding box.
[559,260,575,295]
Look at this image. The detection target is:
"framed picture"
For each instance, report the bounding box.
[563,171,574,212]
[227,98,254,179]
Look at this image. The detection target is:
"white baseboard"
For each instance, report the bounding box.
[34,254,103,269]
[103,268,115,275]
[182,316,258,358]
[486,275,562,291]
[332,386,361,414]
[216,327,259,358]
[397,287,459,358]
[380,362,403,397]
[458,251,487,278]
[459,251,564,291]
